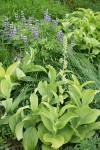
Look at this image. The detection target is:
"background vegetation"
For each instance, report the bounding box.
[0,0,100,149]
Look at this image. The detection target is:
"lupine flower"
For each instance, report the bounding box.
[33,27,39,39]
[13,56,20,61]
[0,30,4,35]
[28,17,33,24]
[4,17,9,30]
[31,27,39,39]
[35,20,39,28]
[57,30,63,41]
[21,11,26,23]
[17,25,20,32]
[56,18,59,25]
[28,23,33,27]
[12,27,17,38]
[14,13,18,21]
[44,9,51,22]
[24,23,28,28]
[9,23,14,29]
[20,35,28,45]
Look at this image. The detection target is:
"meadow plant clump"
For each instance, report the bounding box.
[0,10,64,67]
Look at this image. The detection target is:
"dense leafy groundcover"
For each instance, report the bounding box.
[0,0,100,149]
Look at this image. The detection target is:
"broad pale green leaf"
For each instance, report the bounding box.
[57,125,74,143]
[92,49,100,55]
[56,113,78,129]
[9,114,19,133]
[1,79,12,98]
[71,84,82,96]
[6,98,13,112]
[72,75,80,86]
[38,123,50,145]
[42,102,58,121]
[41,116,54,133]
[16,68,26,80]
[23,127,38,150]
[38,81,48,96]
[75,106,100,125]
[81,81,94,88]
[82,89,100,105]
[30,93,38,112]
[70,125,95,143]
[0,66,5,77]
[12,88,30,111]
[88,122,100,130]
[15,121,24,140]
[20,76,35,82]
[0,116,9,125]
[38,81,56,99]
[46,65,56,83]
[59,104,77,117]
[32,65,47,73]
[43,133,64,149]
[6,61,20,75]
[16,106,30,117]
[67,91,81,107]
[42,144,55,150]
[84,37,99,47]
[15,114,36,141]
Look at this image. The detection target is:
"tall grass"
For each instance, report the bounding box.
[0,0,67,20]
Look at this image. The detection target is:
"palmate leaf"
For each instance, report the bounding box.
[23,127,38,150]
[43,133,64,149]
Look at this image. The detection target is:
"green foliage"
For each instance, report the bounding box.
[60,8,100,59]
[67,51,100,107]
[0,0,66,20]
[0,63,99,150]
[0,15,64,67]
[63,136,100,150]
[60,0,100,12]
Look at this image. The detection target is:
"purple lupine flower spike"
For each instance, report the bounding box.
[20,35,28,46]
[21,11,26,23]
[44,9,51,22]
[33,27,39,39]
[57,30,63,41]
[15,13,18,21]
